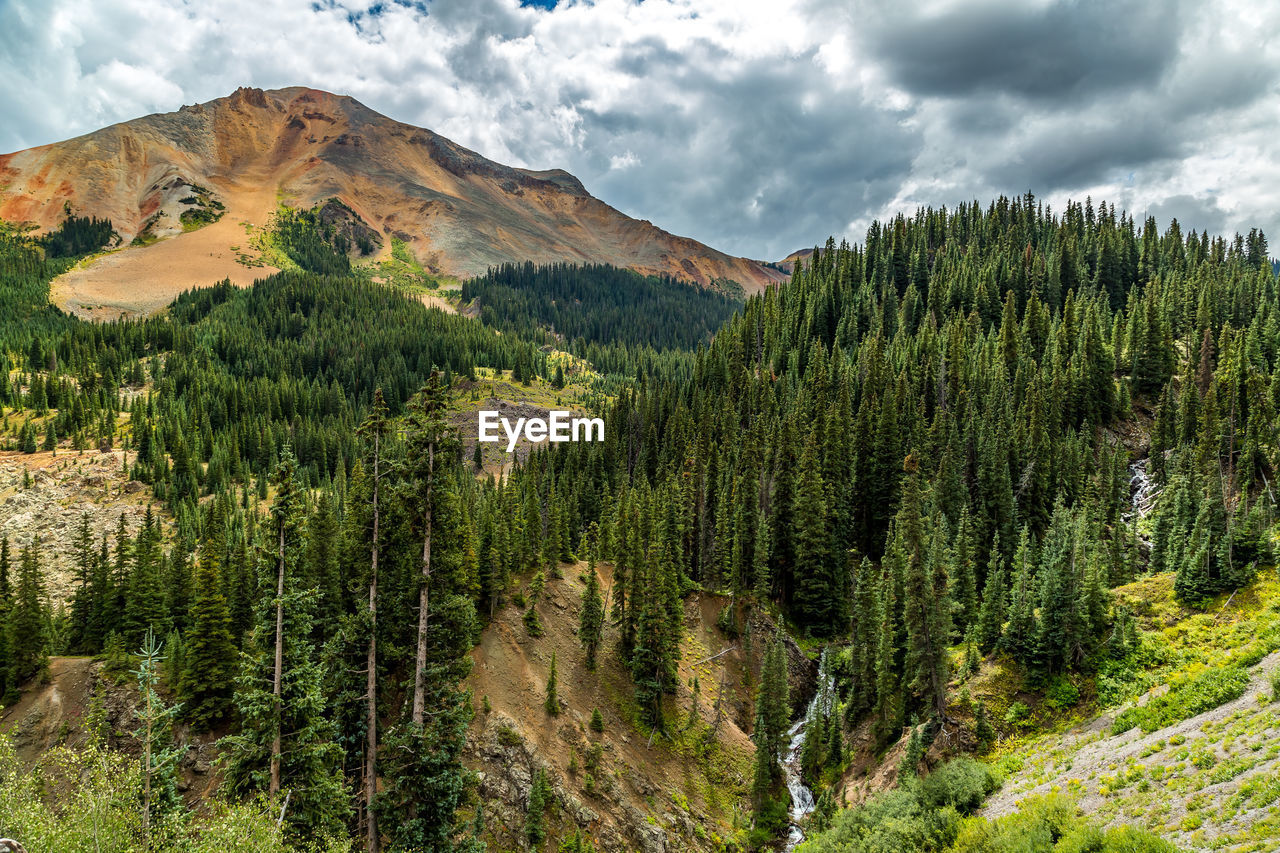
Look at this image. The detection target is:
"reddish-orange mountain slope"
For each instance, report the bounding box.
[0,86,784,317]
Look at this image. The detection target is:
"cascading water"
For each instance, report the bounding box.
[1123,458,1158,552]
[781,649,833,851]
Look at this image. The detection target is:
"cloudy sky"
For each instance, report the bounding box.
[1,0,1277,260]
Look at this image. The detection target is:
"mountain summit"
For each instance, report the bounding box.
[0,86,783,316]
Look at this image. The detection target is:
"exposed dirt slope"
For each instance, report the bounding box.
[465,560,813,853]
[1,86,785,318]
[0,657,221,803]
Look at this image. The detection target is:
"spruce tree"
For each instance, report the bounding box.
[221,448,348,841]
[751,632,790,820]
[545,651,561,715]
[180,540,236,730]
[1035,503,1087,672]
[134,628,184,846]
[525,768,550,850]
[791,434,838,634]
[355,386,390,853]
[0,537,13,703]
[896,455,950,720]
[974,534,1007,653]
[1002,527,1039,666]
[10,541,49,684]
[579,559,604,670]
[123,507,168,645]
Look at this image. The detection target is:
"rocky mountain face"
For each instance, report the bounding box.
[0,86,784,318]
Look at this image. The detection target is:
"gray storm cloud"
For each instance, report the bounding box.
[1,0,1277,259]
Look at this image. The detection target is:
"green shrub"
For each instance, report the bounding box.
[948,794,1178,853]
[1112,667,1249,734]
[795,788,959,853]
[1004,701,1031,728]
[750,795,790,844]
[918,758,1001,816]
[1045,676,1081,711]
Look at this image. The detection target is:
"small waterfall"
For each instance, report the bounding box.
[782,649,832,851]
[1123,459,1158,552]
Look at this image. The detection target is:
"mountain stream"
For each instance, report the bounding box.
[782,649,832,850]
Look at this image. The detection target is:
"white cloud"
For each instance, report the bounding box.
[0,0,1278,258]
[609,151,639,171]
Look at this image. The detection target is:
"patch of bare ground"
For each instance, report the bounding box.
[465,560,802,853]
[50,171,280,320]
[417,291,457,314]
[0,447,160,605]
[0,657,222,806]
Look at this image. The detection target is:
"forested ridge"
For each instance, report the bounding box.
[461,262,743,352]
[0,194,1277,852]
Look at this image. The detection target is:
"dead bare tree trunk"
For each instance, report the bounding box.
[412,442,434,727]
[366,429,382,853]
[270,519,285,798]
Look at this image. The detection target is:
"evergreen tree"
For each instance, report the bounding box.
[1002,528,1038,666]
[134,628,184,847]
[791,435,838,633]
[579,559,604,670]
[9,541,49,685]
[123,507,168,645]
[221,449,348,841]
[545,652,561,715]
[1035,503,1085,672]
[895,456,950,720]
[752,632,791,824]
[355,386,391,853]
[0,537,13,703]
[180,540,237,730]
[525,768,550,851]
[973,534,1007,653]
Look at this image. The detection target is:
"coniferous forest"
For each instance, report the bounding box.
[0,193,1277,853]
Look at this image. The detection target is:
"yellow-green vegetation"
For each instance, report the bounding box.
[984,570,1280,852]
[362,237,436,293]
[953,795,1179,852]
[1111,571,1280,695]
[130,213,162,247]
[798,759,1175,852]
[0,733,345,852]
[452,360,605,412]
[241,208,304,273]
[1112,667,1250,735]
[177,184,225,231]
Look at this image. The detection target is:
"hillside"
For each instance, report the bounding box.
[2,194,1278,853]
[464,561,795,853]
[0,86,785,318]
[983,571,1280,852]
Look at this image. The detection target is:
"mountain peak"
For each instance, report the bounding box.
[0,86,784,318]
